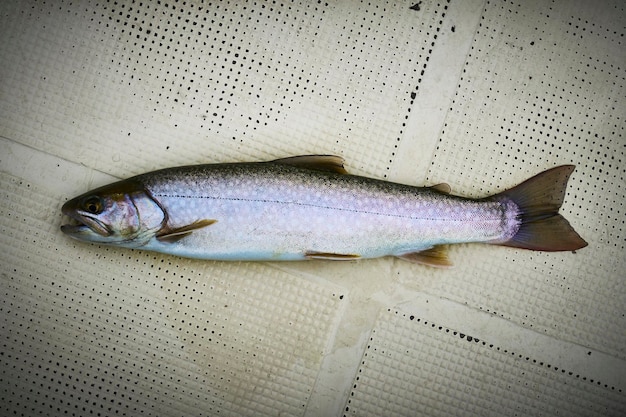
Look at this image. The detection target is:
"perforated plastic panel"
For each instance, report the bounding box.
[347,306,625,417]
[1,1,624,416]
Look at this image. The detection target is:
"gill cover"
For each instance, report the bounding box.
[61,179,166,247]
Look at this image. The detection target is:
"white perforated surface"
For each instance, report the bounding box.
[1,0,624,416]
[346,306,625,417]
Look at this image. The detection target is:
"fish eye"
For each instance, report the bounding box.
[82,196,103,214]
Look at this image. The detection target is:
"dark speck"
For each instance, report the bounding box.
[410,2,422,11]
[451,25,456,33]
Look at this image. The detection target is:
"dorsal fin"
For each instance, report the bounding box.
[430,183,451,194]
[270,155,348,174]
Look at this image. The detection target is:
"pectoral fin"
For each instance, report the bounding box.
[397,245,452,268]
[305,251,361,260]
[156,219,217,243]
[271,155,348,174]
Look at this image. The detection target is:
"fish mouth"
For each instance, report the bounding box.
[61,204,112,237]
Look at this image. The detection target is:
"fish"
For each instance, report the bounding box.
[60,155,587,267]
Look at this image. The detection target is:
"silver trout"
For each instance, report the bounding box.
[60,155,587,266]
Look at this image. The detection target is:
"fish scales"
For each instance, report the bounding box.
[135,163,507,260]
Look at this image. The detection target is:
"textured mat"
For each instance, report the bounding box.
[346,305,625,417]
[1,0,624,416]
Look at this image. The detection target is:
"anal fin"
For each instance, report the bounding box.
[397,245,452,268]
[156,219,217,243]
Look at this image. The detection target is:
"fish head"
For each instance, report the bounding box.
[61,179,166,247]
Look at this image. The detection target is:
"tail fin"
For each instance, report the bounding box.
[495,165,588,252]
